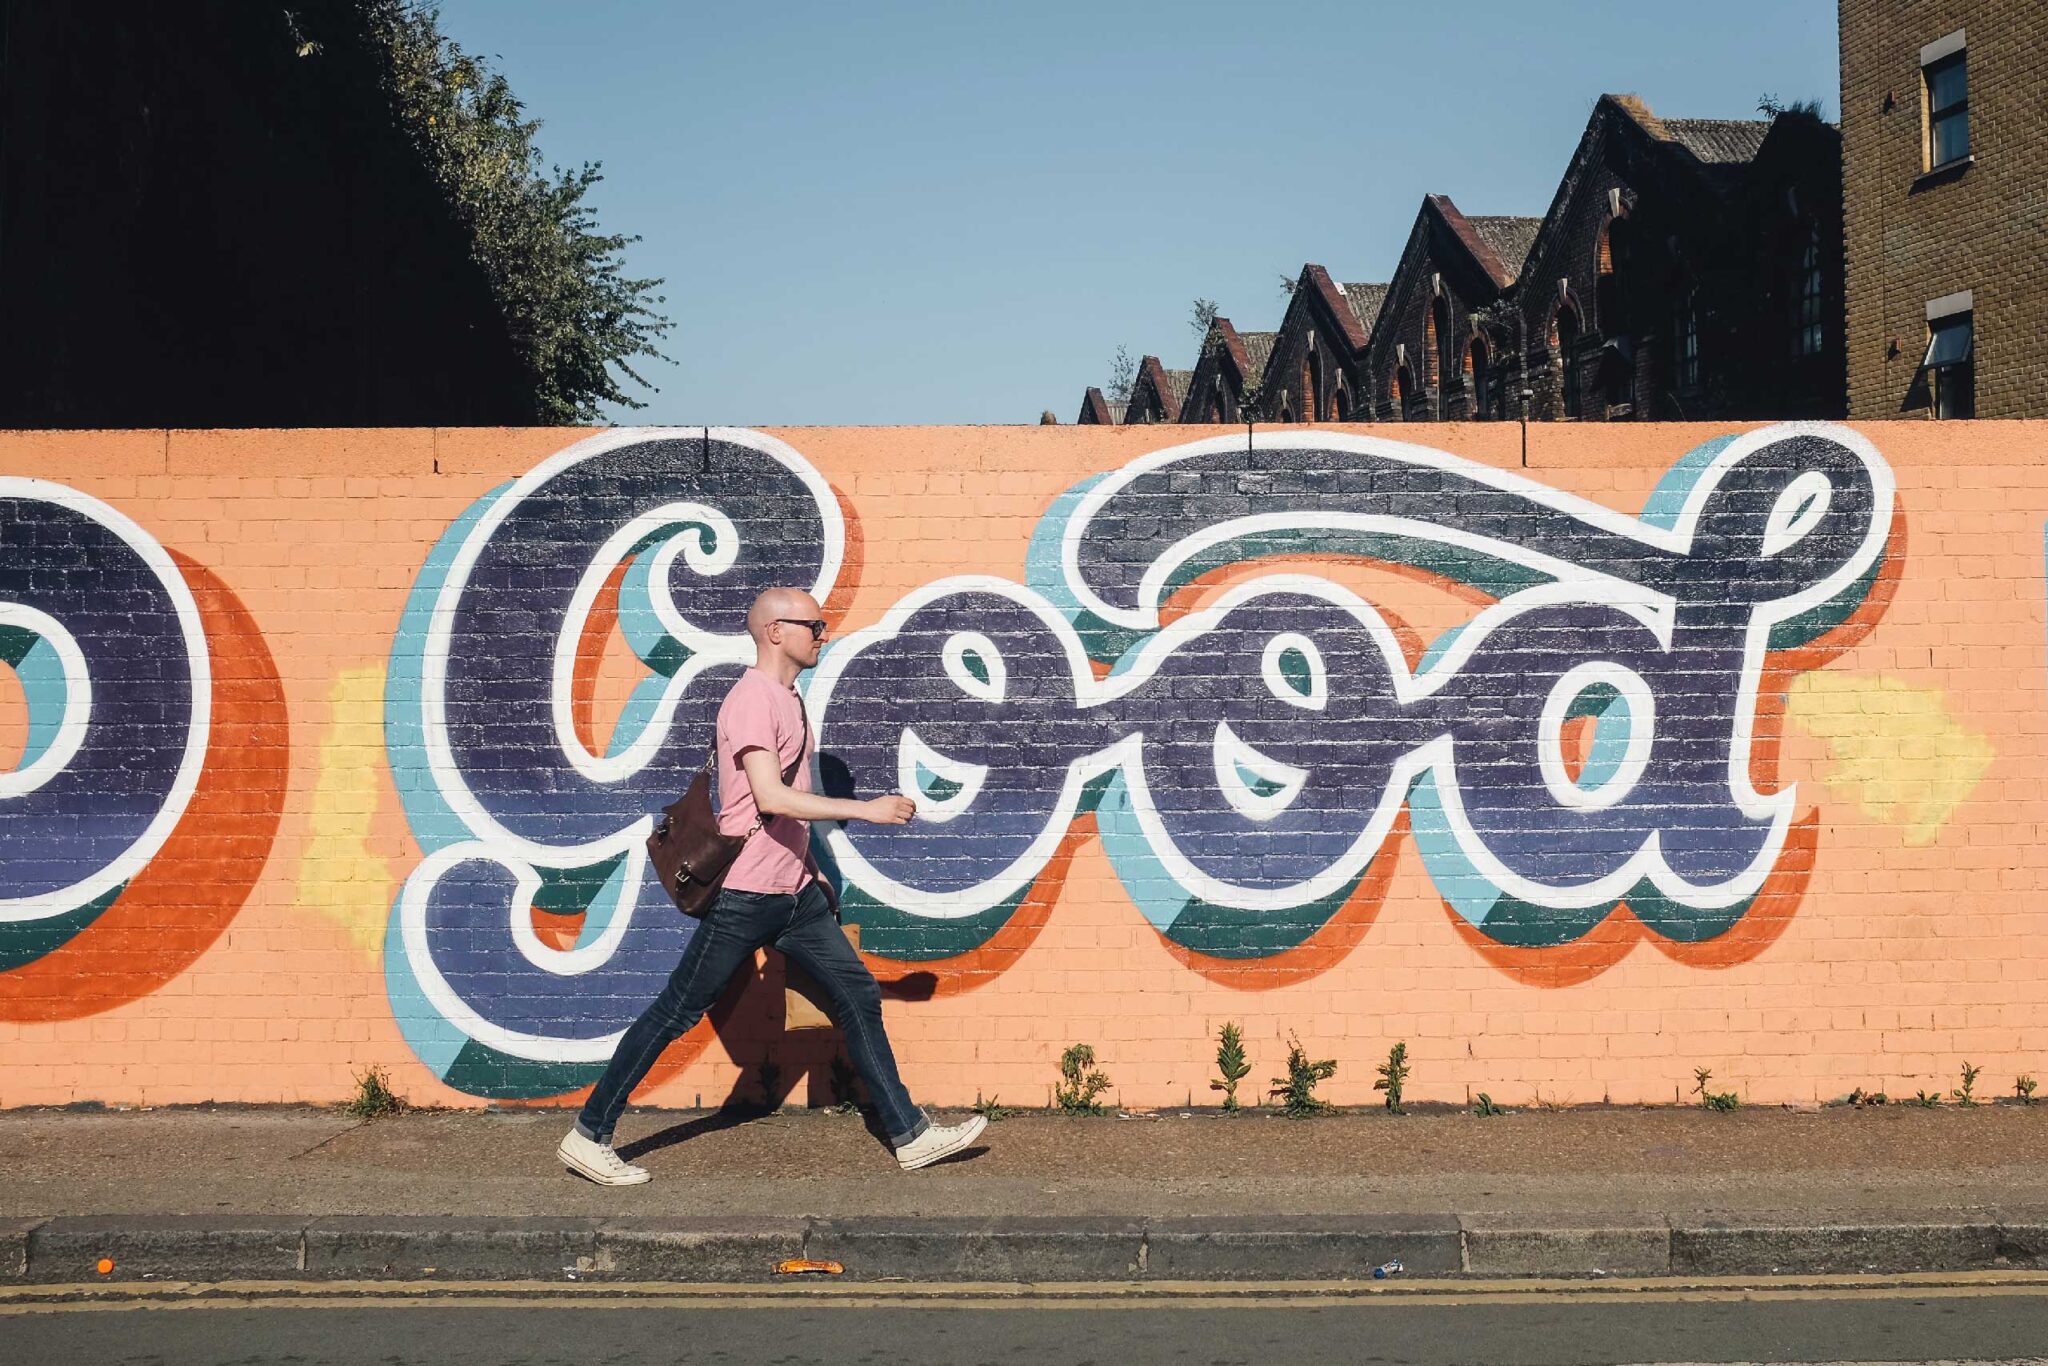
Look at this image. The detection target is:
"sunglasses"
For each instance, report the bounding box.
[775,617,829,641]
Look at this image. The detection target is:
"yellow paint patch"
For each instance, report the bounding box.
[295,667,395,956]
[1786,672,1994,845]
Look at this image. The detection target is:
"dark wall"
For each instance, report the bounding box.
[0,2,536,429]
[1514,110,1845,424]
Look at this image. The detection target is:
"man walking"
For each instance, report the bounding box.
[557,587,988,1186]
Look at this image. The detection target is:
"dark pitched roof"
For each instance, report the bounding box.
[1464,217,1542,284]
[1077,387,1123,425]
[1131,355,1185,421]
[1239,331,1276,384]
[1422,195,1533,292]
[1291,265,1372,352]
[1340,282,1389,336]
[1662,118,1772,164]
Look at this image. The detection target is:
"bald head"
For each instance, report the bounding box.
[747,587,818,642]
[746,587,827,679]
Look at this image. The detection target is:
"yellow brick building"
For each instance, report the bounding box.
[1841,1,2048,418]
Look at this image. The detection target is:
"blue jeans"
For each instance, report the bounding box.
[576,880,929,1148]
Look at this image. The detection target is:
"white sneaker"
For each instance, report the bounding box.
[557,1127,651,1186]
[895,1113,988,1171]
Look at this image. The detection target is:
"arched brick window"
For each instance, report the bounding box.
[1555,304,1582,418]
[1469,336,1490,419]
[1594,221,1619,333]
[1433,296,1455,418]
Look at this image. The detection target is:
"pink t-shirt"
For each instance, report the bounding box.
[714,667,814,894]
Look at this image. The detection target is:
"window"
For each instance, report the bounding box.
[1909,298,1974,419]
[1394,365,1413,419]
[1795,221,1826,358]
[1923,37,1969,169]
[1675,289,1701,390]
[1433,296,1455,417]
[1469,338,1490,418]
[1595,222,1620,333]
[1555,307,1581,417]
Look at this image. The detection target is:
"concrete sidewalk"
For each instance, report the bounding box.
[5,1104,2048,1283]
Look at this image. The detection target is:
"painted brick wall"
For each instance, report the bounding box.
[1,421,2042,1113]
[1841,0,2048,418]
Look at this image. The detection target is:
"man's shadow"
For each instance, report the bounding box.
[617,788,981,1168]
[614,909,974,1163]
[616,949,985,1166]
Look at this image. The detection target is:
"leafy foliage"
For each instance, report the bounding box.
[2018,1075,2038,1106]
[364,1,670,421]
[1692,1066,1738,1111]
[1211,1022,1252,1111]
[345,1065,406,1119]
[830,1052,861,1114]
[1953,1061,1982,1107]
[1270,1034,1337,1118]
[1374,1041,1410,1115]
[1055,1044,1112,1115]
[1472,1092,1506,1117]
[972,1091,1016,1122]
[1106,345,1137,403]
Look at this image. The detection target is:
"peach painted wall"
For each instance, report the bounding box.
[0,421,2041,1110]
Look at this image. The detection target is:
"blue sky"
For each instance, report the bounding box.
[436,0,1840,426]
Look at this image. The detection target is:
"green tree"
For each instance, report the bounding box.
[364,2,671,421]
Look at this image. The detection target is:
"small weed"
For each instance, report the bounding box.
[1692,1067,1737,1111]
[1914,1089,1941,1108]
[971,1091,1016,1122]
[1270,1034,1338,1118]
[1374,1041,1410,1115]
[1472,1092,1506,1117]
[344,1065,405,1120]
[1847,1086,1889,1108]
[1211,1022,1253,1112]
[2017,1075,2038,1106]
[1055,1044,1113,1115]
[1952,1061,1982,1107]
[829,1053,861,1114]
[757,1058,783,1107]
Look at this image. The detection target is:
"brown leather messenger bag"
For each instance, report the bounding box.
[645,708,810,918]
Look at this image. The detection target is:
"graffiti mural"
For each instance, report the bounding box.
[383,429,844,1096]
[382,423,1894,1098]
[0,480,287,1020]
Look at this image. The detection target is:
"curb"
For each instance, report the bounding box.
[7,1212,2046,1285]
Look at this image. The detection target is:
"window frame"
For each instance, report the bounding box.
[1554,305,1582,418]
[1922,39,1969,172]
[1926,313,1974,420]
[1795,221,1826,359]
[1674,289,1701,392]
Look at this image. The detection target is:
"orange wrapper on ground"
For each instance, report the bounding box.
[774,1258,845,1276]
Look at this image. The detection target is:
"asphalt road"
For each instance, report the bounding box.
[8,1282,2048,1365]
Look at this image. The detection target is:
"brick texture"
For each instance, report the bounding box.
[1841,0,2048,418]
[1,422,2044,1114]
